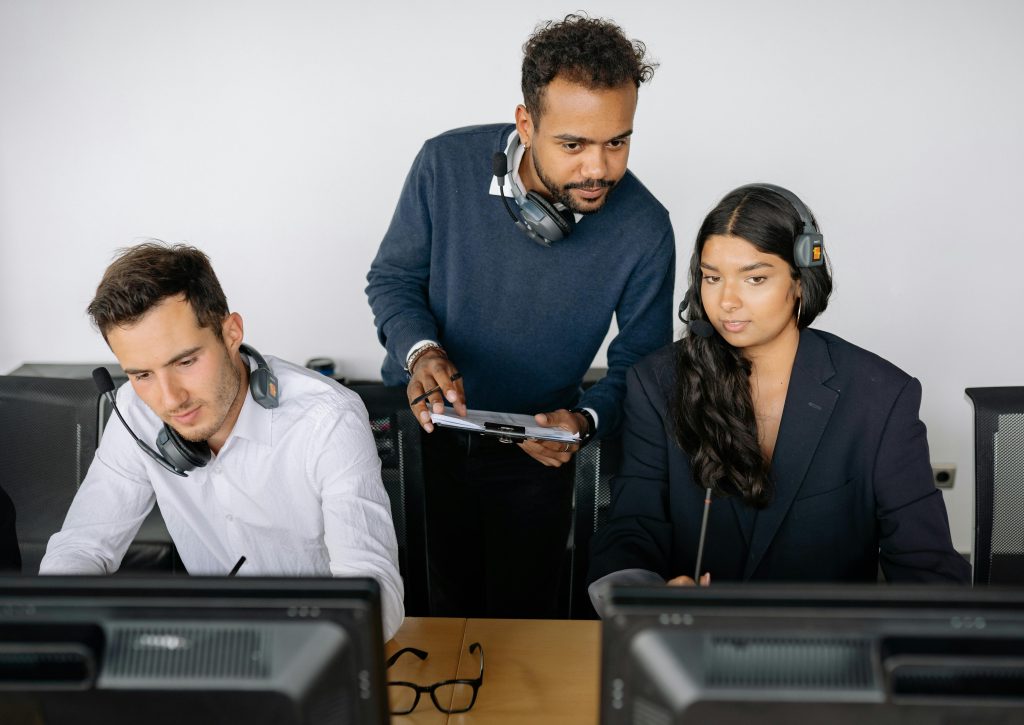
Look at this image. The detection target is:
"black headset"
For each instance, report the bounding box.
[678,183,824,337]
[491,134,576,247]
[739,183,825,269]
[94,343,279,477]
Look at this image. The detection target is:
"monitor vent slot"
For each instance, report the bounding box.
[891,664,1024,699]
[707,637,873,689]
[633,695,672,725]
[105,626,269,679]
[0,646,94,688]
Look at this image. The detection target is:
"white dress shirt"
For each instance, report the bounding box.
[40,355,405,640]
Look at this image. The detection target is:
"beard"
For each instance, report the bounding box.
[167,345,243,443]
[531,146,616,215]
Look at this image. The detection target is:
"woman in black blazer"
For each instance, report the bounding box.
[589,185,969,607]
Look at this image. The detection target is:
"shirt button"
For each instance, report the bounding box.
[225,514,234,522]
[213,466,223,475]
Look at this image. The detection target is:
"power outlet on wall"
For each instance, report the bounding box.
[932,464,956,489]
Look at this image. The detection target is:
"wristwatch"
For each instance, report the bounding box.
[569,407,596,447]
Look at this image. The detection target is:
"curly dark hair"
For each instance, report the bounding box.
[88,241,229,341]
[671,187,833,508]
[522,13,657,124]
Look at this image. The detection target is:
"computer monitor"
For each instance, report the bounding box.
[600,583,1024,724]
[0,575,389,725]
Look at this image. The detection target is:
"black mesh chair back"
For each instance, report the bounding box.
[0,373,177,574]
[965,386,1024,585]
[347,383,430,615]
[567,433,622,618]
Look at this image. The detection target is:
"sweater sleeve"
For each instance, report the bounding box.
[365,143,441,373]
[578,224,675,436]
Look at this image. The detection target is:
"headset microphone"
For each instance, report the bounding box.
[491,152,511,189]
[688,317,715,340]
[678,289,715,339]
[92,367,191,477]
[693,487,713,582]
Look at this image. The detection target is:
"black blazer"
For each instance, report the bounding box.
[589,329,970,585]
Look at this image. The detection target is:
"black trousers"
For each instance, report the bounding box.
[422,427,574,618]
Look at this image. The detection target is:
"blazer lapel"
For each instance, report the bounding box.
[743,330,838,579]
[729,496,756,548]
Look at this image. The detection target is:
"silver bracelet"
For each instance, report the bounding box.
[405,341,445,374]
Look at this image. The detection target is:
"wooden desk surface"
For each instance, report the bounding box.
[389,617,601,725]
[386,617,468,725]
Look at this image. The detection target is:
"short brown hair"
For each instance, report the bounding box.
[88,241,229,340]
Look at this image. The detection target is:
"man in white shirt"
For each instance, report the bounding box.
[40,242,404,640]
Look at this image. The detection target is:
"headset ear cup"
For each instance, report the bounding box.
[248,367,280,409]
[793,232,825,268]
[240,343,280,409]
[525,191,575,238]
[157,424,212,471]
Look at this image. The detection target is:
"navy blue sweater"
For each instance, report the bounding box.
[365,124,675,435]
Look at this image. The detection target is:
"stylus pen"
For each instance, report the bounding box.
[693,488,713,582]
[410,372,464,407]
[229,555,246,576]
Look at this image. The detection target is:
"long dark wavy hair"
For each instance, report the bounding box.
[671,186,833,507]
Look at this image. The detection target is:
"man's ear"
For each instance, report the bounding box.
[221,312,244,353]
[515,104,534,148]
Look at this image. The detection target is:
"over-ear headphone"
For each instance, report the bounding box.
[491,134,575,247]
[93,343,279,477]
[737,183,825,268]
[240,344,280,410]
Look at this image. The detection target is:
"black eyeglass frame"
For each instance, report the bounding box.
[386,642,484,715]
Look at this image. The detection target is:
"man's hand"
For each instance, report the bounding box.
[667,573,711,586]
[517,409,588,467]
[407,350,466,433]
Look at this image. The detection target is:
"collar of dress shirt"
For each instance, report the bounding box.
[487,130,582,223]
[225,356,274,448]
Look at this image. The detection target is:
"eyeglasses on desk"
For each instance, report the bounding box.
[387,641,484,714]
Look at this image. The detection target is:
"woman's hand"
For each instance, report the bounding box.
[667,573,711,586]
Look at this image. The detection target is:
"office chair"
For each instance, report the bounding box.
[566,433,623,618]
[0,372,178,574]
[347,383,431,615]
[965,386,1024,585]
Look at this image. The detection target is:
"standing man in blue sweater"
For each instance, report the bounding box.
[366,14,674,618]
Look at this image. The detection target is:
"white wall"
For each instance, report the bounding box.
[2,0,1022,553]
